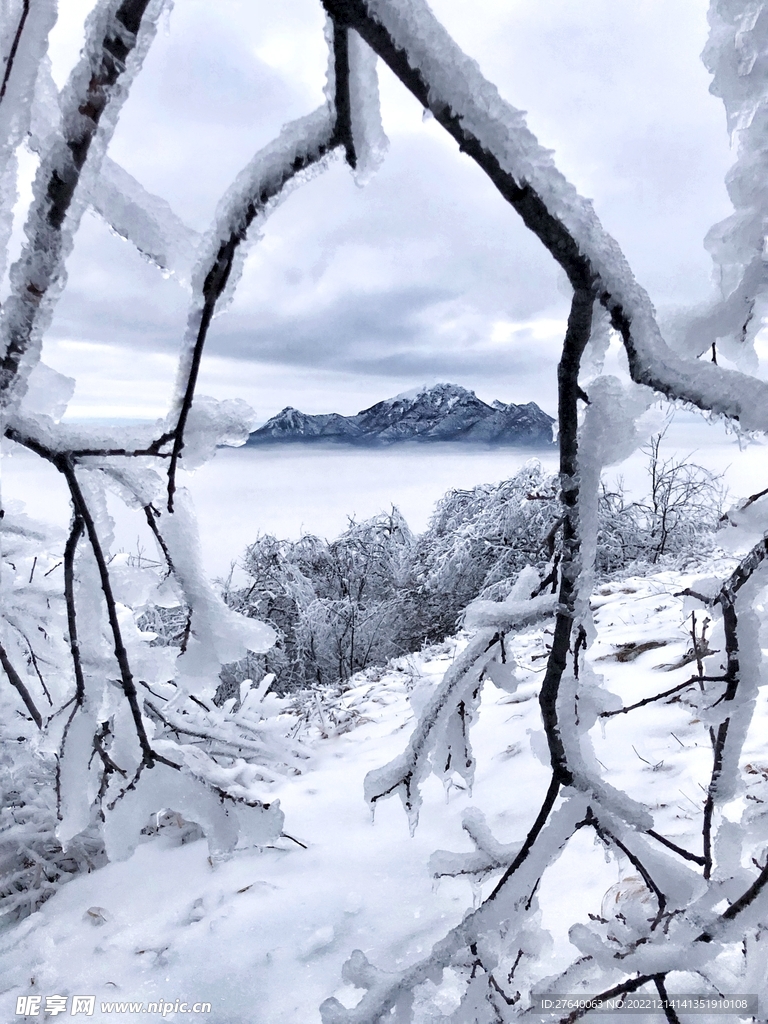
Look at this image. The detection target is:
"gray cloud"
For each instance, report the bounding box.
[37,0,740,419]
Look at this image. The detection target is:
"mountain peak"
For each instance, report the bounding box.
[247,384,554,447]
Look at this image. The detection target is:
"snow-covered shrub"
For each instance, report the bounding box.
[225,451,725,693]
[597,437,727,573]
[406,460,560,642]
[633,431,727,561]
[408,443,726,644]
[223,510,415,691]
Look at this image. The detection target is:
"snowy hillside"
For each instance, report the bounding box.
[2,563,760,1024]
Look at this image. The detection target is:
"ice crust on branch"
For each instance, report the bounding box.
[88,156,201,284]
[149,491,275,694]
[0,0,171,408]
[429,806,523,879]
[177,103,336,371]
[679,0,768,365]
[0,0,57,286]
[347,29,388,185]
[364,568,554,831]
[102,760,284,862]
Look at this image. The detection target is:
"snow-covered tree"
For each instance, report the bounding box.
[3,1,768,1021]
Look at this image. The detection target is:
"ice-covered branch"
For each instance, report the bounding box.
[62,513,85,707]
[165,106,341,509]
[57,457,164,768]
[321,792,587,1024]
[698,853,768,942]
[88,156,201,282]
[429,806,523,880]
[0,0,56,287]
[538,286,594,784]
[364,576,555,828]
[600,675,726,719]
[166,18,366,509]
[688,2,768,366]
[681,538,768,876]
[363,627,499,828]
[0,1,31,105]
[586,809,667,930]
[559,974,665,1024]
[0,0,56,164]
[323,0,768,431]
[0,0,168,407]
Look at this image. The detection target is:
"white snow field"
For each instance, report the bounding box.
[0,562,758,1023]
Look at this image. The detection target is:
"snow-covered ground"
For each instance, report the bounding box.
[1,563,758,1023]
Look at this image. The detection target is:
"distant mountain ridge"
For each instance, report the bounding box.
[246,383,555,447]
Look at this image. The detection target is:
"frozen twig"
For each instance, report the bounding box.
[538,286,595,784]
[559,974,665,1024]
[586,809,667,930]
[697,853,768,942]
[645,829,706,868]
[0,639,42,727]
[600,676,726,719]
[63,514,85,707]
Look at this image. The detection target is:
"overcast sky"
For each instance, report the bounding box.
[9,0,741,422]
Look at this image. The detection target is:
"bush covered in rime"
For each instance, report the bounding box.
[223,446,725,693]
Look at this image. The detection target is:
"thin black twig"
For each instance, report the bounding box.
[560,974,660,1024]
[588,810,667,930]
[487,773,560,900]
[143,504,175,575]
[57,456,157,766]
[654,975,682,1024]
[0,0,30,103]
[601,676,726,718]
[280,832,308,850]
[9,624,53,704]
[698,852,768,941]
[63,514,86,706]
[646,829,706,867]
[0,640,42,727]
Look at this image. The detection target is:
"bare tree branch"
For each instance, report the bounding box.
[601,676,725,719]
[0,639,42,727]
[63,513,86,707]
